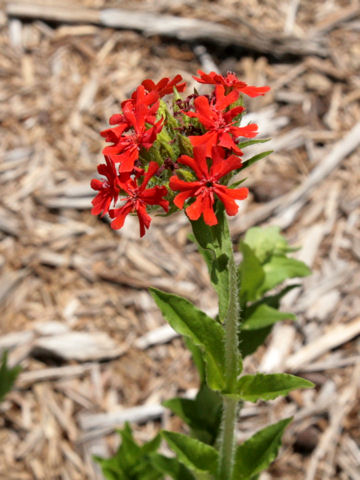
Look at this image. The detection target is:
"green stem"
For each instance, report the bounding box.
[218,396,238,480]
[223,255,240,392]
[217,252,241,479]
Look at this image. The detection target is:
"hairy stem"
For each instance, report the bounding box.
[217,253,241,479]
[218,396,238,480]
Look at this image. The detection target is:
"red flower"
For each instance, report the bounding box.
[100,85,161,162]
[169,146,248,226]
[110,162,169,237]
[186,85,257,155]
[102,93,163,173]
[90,156,120,216]
[142,74,186,97]
[125,85,160,124]
[193,70,270,97]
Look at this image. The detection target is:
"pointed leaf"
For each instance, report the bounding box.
[150,288,225,390]
[140,434,162,456]
[162,431,218,475]
[94,424,162,480]
[93,458,126,480]
[232,418,292,480]
[253,284,300,310]
[242,150,273,170]
[241,303,295,330]
[237,138,270,149]
[150,453,196,479]
[117,422,142,470]
[0,351,21,402]
[233,373,314,402]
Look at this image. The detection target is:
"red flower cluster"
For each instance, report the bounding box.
[91,71,270,235]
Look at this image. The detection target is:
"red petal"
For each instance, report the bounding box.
[210,151,242,179]
[110,202,133,230]
[213,188,239,216]
[90,179,103,191]
[240,85,270,97]
[139,161,159,191]
[193,70,217,85]
[218,132,238,151]
[173,191,192,209]
[185,195,205,221]
[214,185,248,216]
[214,85,239,111]
[136,203,152,237]
[232,124,258,138]
[189,131,218,157]
[141,79,156,92]
[202,195,218,226]
[117,148,139,173]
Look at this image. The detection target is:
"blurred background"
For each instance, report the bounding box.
[0,0,360,478]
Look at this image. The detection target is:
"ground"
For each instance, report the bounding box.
[0,0,360,479]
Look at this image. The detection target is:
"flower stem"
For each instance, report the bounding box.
[217,252,241,479]
[218,396,238,480]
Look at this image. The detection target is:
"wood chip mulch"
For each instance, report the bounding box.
[1,1,360,479]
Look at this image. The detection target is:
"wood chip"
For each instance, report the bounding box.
[32,332,127,362]
[286,317,360,371]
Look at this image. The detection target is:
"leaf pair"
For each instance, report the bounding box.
[96,418,296,480]
[161,418,293,480]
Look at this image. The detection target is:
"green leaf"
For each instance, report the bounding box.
[140,434,162,456]
[0,351,21,402]
[229,177,248,189]
[242,150,273,170]
[237,138,270,149]
[244,226,293,264]
[162,431,218,475]
[94,458,126,480]
[241,303,295,330]
[239,285,300,357]
[238,242,265,305]
[164,384,222,445]
[233,373,314,402]
[260,256,311,295]
[184,337,206,383]
[253,284,300,310]
[94,424,162,480]
[150,288,226,390]
[239,326,272,358]
[232,418,292,480]
[191,203,233,322]
[150,453,196,479]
